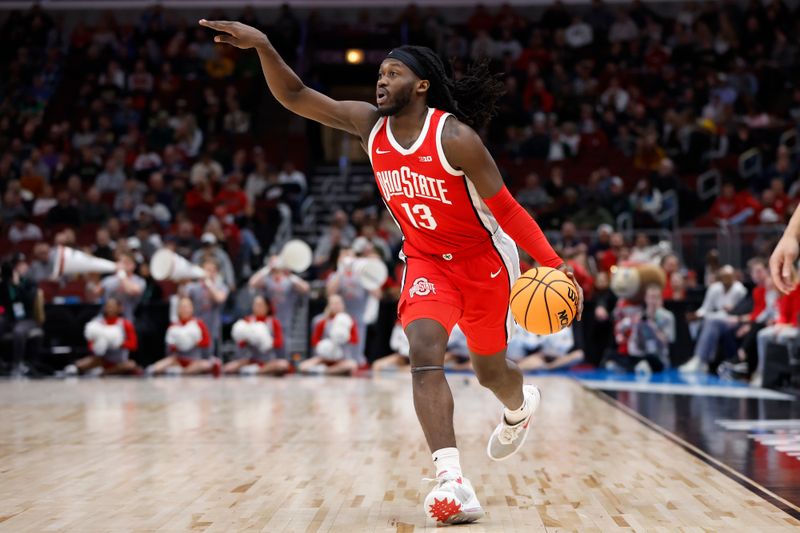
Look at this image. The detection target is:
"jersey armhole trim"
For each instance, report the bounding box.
[367,117,386,165]
[436,113,466,177]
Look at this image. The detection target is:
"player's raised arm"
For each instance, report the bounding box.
[199,20,378,139]
[440,117,584,319]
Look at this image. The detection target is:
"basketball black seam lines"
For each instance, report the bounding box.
[524,269,556,332]
[544,286,553,334]
[509,268,538,308]
[545,279,578,321]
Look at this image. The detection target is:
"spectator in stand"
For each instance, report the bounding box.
[630,177,663,228]
[46,189,81,227]
[190,151,224,185]
[81,187,111,225]
[94,158,127,193]
[8,215,43,243]
[65,297,140,377]
[680,265,748,373]
[27,243,51,283]
[605,285,675,373]
[92,227,116,261]
[751,284,800,387]
[507,323,584,371]
[709,182,760,226]
[718,258,778,379]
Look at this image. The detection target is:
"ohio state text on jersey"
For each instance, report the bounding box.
[367,107,505,258]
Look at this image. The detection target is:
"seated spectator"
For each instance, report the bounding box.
[709,182,760,226]
[8,215,43,243]
[32,185,57,218]
[81,187,111,225]
[751,283,800,387]
[301,294,361,375]
[516,172,550,210]
[92,227,116,261]
[680,265,748,373]
[605,285,676,373]
[27,243,52,282]
[630,178,663,228]
[718,258,778,380]
[47,189,81,227]
[225,295,289,376]
[64,297,140,377]
[507,323,584,371]
[94,158,127,193]
[147,296,220,376]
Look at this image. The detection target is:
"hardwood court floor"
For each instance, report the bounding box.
[0,375,798,532]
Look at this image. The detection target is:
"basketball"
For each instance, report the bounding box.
[509,267,578,335]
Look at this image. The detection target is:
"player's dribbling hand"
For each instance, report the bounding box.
[199,19,268,50]
[557,264,584,321]
[769,235,799,294]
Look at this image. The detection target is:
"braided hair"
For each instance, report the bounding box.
[394,45,505,130]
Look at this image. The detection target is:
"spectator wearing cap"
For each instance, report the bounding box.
[191,232,236,289]
[0,253,45,377]
[8,215,43,243]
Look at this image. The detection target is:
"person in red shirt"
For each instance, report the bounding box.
[214,173,249,217]
[752,282,800,386]
[710,182,760,225]
[225,295,288,375]
[67,297,140,376]
[146,296,219,377]
[200,19,584,525]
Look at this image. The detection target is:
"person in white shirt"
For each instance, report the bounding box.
[680,265,748,373]
[8,215,43,243]
[565,16,593,48]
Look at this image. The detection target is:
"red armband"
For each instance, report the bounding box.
[484,186,563,268]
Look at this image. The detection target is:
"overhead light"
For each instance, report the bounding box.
[345,49,365,65]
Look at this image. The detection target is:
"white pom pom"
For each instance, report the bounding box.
[167,321,202,352]
[250,322,274,352]
[84,320,102,342]
[231,320,251,344]
[329,313,353,345]
[316,338,343,361]
[91,336,109,356]
[105,324,123,349]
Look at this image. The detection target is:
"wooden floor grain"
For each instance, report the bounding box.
[0,376,797,532]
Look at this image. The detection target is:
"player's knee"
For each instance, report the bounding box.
[408,339,447,367]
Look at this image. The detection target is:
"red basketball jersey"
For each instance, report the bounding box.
[368,107,504,259]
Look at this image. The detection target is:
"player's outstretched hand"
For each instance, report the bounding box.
[769,234,799,294]
[199,19,268,50]
[557,264,584,321]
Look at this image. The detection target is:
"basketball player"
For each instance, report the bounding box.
[200,19,584,525]
[770,205,800,294]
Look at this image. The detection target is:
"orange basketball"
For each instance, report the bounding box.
[509,266,578,335]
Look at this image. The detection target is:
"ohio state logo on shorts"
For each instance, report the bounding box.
[409,277,436,298]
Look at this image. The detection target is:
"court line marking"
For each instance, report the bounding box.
[580,379,795,400]
[583,383,800,520]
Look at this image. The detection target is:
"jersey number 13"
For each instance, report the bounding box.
[400,203,438,230]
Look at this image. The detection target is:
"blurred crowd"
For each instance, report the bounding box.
[1,2,799,386]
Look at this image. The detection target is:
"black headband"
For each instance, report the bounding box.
[385,49,428,80]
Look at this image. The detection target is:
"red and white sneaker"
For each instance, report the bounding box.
[486,384,541,461]
[423,473,483,525]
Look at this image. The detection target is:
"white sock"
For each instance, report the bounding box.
[432,447,461,478]
[504,396,531,425]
